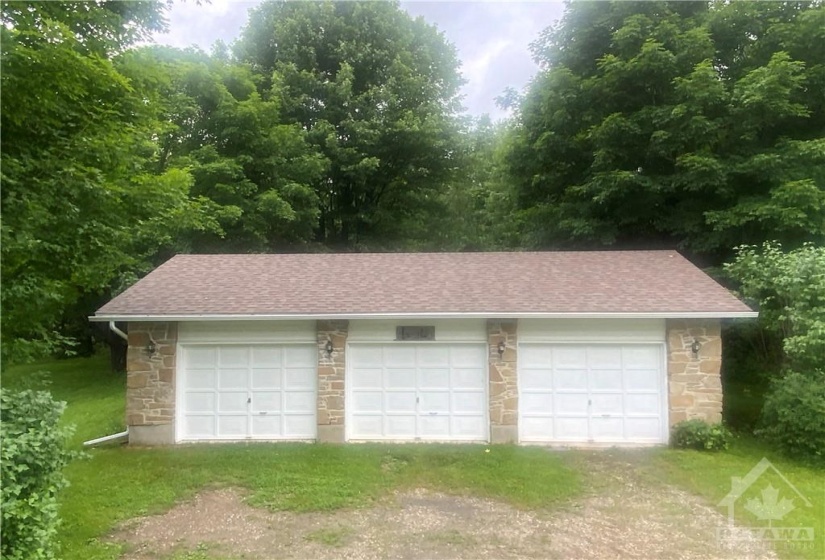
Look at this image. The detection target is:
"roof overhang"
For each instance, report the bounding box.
[91,311,758,322]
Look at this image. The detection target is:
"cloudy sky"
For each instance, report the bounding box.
[154,1,566,119]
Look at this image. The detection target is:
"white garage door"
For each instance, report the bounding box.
[349,344,487,441]
[519,344,666,444]
[180,344,316,441]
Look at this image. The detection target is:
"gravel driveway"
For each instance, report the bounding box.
[111,450,776,559]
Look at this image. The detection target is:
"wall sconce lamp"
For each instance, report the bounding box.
[146,341,157,356]
[497,341,506,358]
[691,338,701,357]
[325,339,334,358]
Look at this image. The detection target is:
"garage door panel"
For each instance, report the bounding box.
[625,394,660,415]
[185,415,215,437]
[252,347,281,367]
[251,415,281,436]
[386,368,415,389]
[555,418,588,440]
[386,347,416,367]
[186,392,215,413]
[520,343,665,444]
[555,393,589,414]
[352,368,382,388]
[624,369,659,391]
[353,391,382,412]
[521,369,552,390]
[590,370,623,391]
[587,347,622,368]
[284,367,315,389]
[251,368,280,389]
[521,417,553,440]
[351,415,382,437]
[449,346,485,366]
[418,346,449,366]
[385,391,416,412]
[283,415,315,437]
[385,415,416,438]
[625,417,661,439]
[452,391,485,413]
[590,394,622,415]
[187,369,215,389]
[219,369,248,389]
[218,392,248,412]
[553,370,587,391]
[622,346,659,368]
[418,415,450,438]
[553,347,587,367]
[181,344,316,441]
[521,392,552,414]
[590,417,624,440]
[418,368,449,389]
[349,343,488,442]
[419,391,450,413]
[219,347,248,366]
[451,368,484,388]
[217,416,247,436]
[251,391,281,412]
[520,345,553,364]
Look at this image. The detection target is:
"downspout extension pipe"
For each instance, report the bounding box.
[109,321,128,342]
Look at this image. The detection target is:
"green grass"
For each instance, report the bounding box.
[654,440,825,560]
[3,356,581,560]
[304,526,355,547]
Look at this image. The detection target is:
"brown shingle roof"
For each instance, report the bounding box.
[93,251,755,319]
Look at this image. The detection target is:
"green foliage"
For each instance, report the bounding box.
[510,1,825,259]
[671,419,732,451]
[0,389,77,560]
[235,0,464,248]
[758,371,825,461]
[725,242,825,372]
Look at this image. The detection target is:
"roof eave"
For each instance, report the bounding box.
[91,310,759,322]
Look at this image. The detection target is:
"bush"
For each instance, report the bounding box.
[1,389,76,560]
[758,371,825,462]
[671,419,732,451]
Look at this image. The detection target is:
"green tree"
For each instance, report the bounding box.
[1,2,218,362]
[126,46,326,252]
[509,1,825,261]
[234,0,464,248]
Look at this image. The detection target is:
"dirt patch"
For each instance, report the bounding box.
[111,453,776,560]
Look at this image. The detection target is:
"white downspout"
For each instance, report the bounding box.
[109,321,128,341]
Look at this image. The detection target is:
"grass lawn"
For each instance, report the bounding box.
[654,440,825,560]
[3,355,581,560]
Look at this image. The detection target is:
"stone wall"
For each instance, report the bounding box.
[126,322,177,444]
[317,320,348,443]
[488,319,518,443]
[666,319,723,425]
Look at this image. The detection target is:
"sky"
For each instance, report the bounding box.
[153,1,566,119]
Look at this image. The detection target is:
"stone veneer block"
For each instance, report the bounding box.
[488,319,518,442]
[317,320,348,442]
[126,322,177,445]
[666,319,723,425]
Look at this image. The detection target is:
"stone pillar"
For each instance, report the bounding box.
[488,319,518,443]
[316,320,348,443]
[666,319,723,425]
[126,322,177,445]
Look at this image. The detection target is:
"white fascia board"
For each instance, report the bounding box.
[90,310,758,322]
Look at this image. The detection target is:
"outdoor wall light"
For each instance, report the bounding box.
[325,339,334,357]
[146,341,157,355]
[691,338,701,357]
[497,341,506,358]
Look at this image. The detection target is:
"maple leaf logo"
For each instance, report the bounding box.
[744,484,796,526]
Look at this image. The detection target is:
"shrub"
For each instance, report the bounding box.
[671,419,732,451]
[758,371,825,462]
[1,389,76,560]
